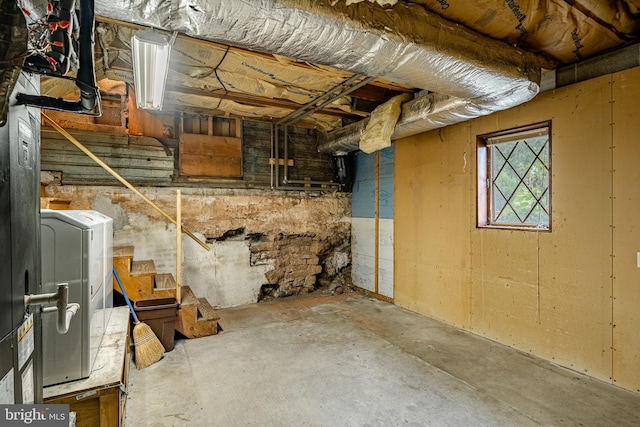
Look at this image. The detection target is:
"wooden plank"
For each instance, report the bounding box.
[235,118,242,139]
[269,158,295,166]
[611,67,640,392]
[43,166,172,184]
[180,286,198,306]
[113,246,134,258]
[131,260,156,276]
[41,155,173,171]
[41,114,126,134]
[129,135,165,147]
[180,135,241,157]
[197,298,219,321]
[176,189,182,305]
[63,396,100,427]
[99,393,120,427]
[213,118,232,137]
[180,154,242,177]
[155,273,176,290]
[42,127,129,146]
[41,140,172,159]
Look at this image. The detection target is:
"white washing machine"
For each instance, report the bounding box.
[40,209,113,386]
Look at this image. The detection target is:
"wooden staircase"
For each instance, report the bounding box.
[113,245,219,338]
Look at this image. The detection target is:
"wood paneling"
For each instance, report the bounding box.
[179,133,242,178]
[395,69,640,389]
[470,76,613,379]
[395,124,472,328]
[241,121,334,186]
[612,67,640,392]
[40,117,335,189]
[40,129,174,184]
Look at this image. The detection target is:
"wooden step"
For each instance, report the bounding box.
[131,260,156,276]
[180,285,198,306]
[175,286,218,339]
[197,298,219,321]
[113,246,135,258]
[113,246,134,274]
[112,247,175,302]
[155,273,176,290]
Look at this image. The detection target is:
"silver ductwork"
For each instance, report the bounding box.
[95,0,543,152]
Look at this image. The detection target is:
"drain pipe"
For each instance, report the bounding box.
[25,283,79,334]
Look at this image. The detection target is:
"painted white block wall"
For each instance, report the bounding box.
[351,217,376,292]
[378,218,394,298]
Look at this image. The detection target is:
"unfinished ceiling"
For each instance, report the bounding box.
[4,0,640,143]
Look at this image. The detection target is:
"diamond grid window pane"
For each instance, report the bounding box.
[487,126,550,229]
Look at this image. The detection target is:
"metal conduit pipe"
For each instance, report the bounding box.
[285,179,340,186]
[279,75,374,186]
[275,123,279,188]
[270,121,274,189]
[283,124,288,184]
[276,74,366,126]
[279,76,375,127]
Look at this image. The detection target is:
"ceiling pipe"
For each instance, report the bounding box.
[95,0,544,152]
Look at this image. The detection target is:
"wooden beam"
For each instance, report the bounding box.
[165,85,367,120]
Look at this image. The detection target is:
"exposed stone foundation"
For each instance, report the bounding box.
[42,184,352,307]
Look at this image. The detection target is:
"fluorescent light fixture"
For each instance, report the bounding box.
[131,28,172,110]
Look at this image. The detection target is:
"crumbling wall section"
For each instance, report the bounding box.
[42,184,352,307]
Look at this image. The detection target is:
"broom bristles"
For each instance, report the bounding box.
[133,321,165,369]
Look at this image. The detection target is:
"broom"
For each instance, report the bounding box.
[113,267,165,369]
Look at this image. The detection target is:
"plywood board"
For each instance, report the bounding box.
[395,71,628,387]
[470,229,540,344]
[611,67,640,392]
[471,76,613,381]
[179,133,242,178]
[394,123,472,328]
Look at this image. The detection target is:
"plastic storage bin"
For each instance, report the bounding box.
[133,298,178,351]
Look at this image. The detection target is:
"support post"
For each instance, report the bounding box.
[176,189,182,304]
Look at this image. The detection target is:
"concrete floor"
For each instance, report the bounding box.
[124,292,640,427]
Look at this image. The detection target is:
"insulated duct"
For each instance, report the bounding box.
[95,0,543,152]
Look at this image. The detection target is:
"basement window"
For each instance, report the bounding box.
[477,121,551,231]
